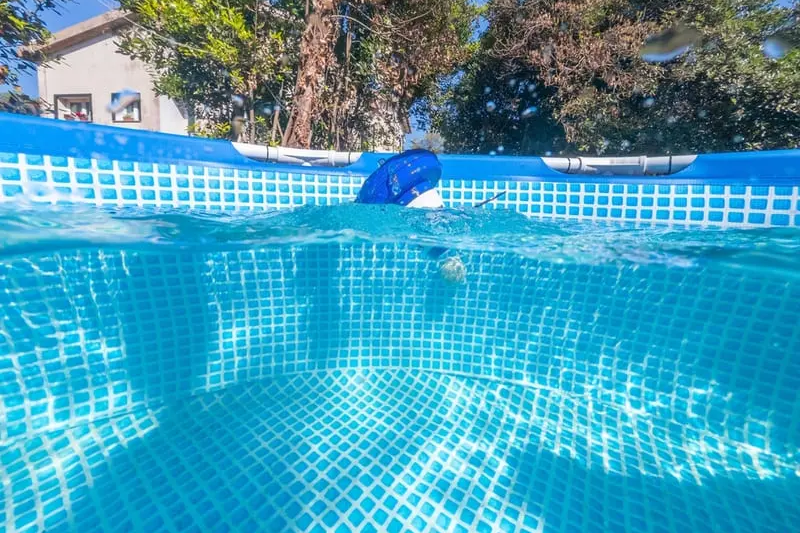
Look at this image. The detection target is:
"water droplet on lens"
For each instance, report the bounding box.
[489,150,497,156]
[106,89,140,114]
[508,79,517,88]
[762,36,792,59]
[666,115,677,124]
[545,151,553,156]
[733,134,745,143]
[521,106,538,118]
[620,140,631,150]
[263,106,273,116]
[527,83,536,93]
[486,101,497,112]
[643,97,655,108]
[640,24,702,63]
[559,22,569,32]
[697,109,708,118]
[497,145,504,153]
[230,117,244,138]
[484,86,492,95]
[231,95,245,108]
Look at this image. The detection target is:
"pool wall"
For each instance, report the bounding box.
[1,113,799,227]
[2,243,799,532]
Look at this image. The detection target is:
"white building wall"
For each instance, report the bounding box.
[158,95,189,135]
[38,32,188,134]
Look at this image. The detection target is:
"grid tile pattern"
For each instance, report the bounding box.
[2,242,799,532]
[1,152,799,226]
[3,370,799,533]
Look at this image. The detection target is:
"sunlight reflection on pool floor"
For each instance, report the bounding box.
[4,369,798,533]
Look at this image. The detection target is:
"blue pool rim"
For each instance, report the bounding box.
[2,112,800,185]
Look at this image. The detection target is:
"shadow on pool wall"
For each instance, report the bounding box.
[2,240,799,532]
[0,250,215,444]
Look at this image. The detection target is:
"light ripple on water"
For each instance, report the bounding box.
[0,203,798,275]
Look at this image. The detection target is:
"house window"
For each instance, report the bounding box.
[55,94,92,122]
[110,92,141,123]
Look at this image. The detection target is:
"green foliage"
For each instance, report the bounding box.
[118,0,478,148]
[0,90,45,115]
[436,0,800,155]
[427,54,567,155]
[0,0,70,86]
[288,0,479,150]
[117,0,304,142]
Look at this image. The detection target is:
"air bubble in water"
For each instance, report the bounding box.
[643,97,655,108]
[486,101,497,112]
[521,106,538,118]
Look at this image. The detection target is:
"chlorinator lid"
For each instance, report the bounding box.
[356,149,443,207]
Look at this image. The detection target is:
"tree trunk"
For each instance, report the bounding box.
[283,0,338,148]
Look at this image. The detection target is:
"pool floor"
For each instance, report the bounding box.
[7,369,800,533]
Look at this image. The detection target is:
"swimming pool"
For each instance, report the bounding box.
[1,115,799,533]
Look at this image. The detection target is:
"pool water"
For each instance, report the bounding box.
[1,205,799,533]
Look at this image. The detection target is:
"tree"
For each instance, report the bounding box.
[286,0,479,150]
[436,0,800,155]
[118,0,478,150]
[1,0,71,87]
[282,0,336,147]
[427,50,568,155]
[118,0,304,143]
[0,89,46,115]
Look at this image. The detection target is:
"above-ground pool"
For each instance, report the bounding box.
[1,114,799,533]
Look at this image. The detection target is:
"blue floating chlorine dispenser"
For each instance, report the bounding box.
[356,149,445,208]
[356,149,466,283]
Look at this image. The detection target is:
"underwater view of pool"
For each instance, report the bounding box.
[1,204,798,533]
